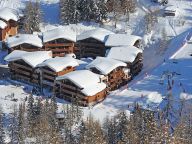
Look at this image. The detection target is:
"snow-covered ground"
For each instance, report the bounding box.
[0,29,191,122]
[0,0,192,122]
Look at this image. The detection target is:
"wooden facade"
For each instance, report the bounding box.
[55,79,107,106]
[41,66,75,88]
[8,43,42,53]
[44,39,75,57]
[0,19,18,41]
[130,52,143,76]
[77,38,106,58]
[8,60,39,85]
[89,66,126,91]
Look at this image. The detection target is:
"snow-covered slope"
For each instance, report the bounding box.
[0,0,192,122]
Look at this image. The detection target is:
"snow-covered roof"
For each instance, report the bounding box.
[43,27,76,43]
[0,8,19,21]
[105,34,142,47]
[6,34,43,48]
[37,57,79,72]
[56,70,106,96]
[86,57,127,75]
[4,50,52,68]
[106,46,142,63]
[165,5,177,12]
[0,20,7,29]
[77,28,114,43]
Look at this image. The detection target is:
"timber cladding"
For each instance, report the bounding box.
[130,52,143,76]
[9,60,38,85]
[44,38,75,57]
[76,38,106,59]
[9,44,42,53]
[55,80,107,106]
[41,66,75,88]
[0,20,18,41]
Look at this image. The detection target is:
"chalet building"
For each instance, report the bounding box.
[106,46,143,77]
[86,57,127,91]
[37,56,79,89]
[164,6,177,17]
[6,34,43,53]
[55,70,107,106]
[0,8,19,41]
[42,27,76,57]
[4,50,52,85]
[76,28,114,58]
[105,34,142,49]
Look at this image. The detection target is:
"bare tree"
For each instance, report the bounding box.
[122,0,137,22]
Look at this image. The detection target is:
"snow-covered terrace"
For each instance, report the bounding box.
[6,34,43,48]
[37,56,79,72]
[4,50,52,68]
[56,70,106,96]
[105,34,142,47]
[42,27,77,43]
[86,57,127,75]
[77,28,114,42]
[106,46,142,63]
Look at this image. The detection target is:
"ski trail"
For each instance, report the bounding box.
[116,29,192,94]
[168,19,177,36]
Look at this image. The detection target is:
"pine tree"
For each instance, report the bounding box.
[77,119,86,144]
[0,105,5,144]
[48,95,61,144]
[60,0,80,24]
[23,1,41,33]
[116,111,129,143]
[110,0,122,28]
[17,104,25,143]
[96,0,108,23]
[27,94,35,137]
[9,104,19,143]
[104,117,119,144]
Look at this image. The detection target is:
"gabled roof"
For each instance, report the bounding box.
[4,50,52,68]
[77,28,114,43]
[37,57,79,72]
[106,46,142,63]
[0,20,7,29]
[86,57,127,75]
[42,27,76,43]
[6,34,43,48]
[105,34,142,47]
[56,70,106,96]
[0,8,19,21]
